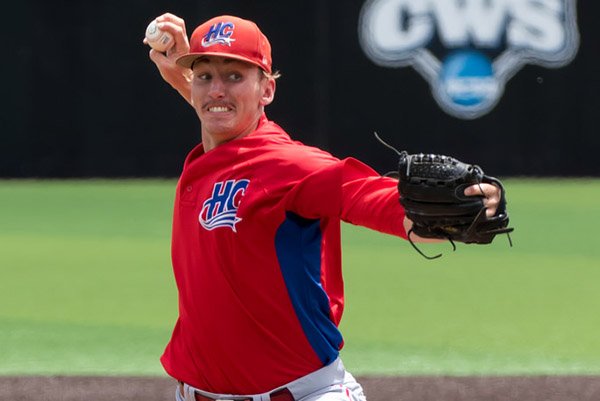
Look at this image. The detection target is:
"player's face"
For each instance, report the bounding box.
[191,56,275,150]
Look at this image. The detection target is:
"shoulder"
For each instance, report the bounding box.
[248,121,340,169]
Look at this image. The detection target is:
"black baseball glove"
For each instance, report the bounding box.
[374,133,514,259]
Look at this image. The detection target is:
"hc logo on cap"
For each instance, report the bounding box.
[201,22,236,47]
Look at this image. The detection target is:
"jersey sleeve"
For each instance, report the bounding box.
[283,157,407,239]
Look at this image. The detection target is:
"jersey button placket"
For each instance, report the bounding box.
[180,183,197,205]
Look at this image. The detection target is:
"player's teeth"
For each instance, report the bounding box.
[209,106,229,112]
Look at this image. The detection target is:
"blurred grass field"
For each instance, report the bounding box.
[0,179,599,376]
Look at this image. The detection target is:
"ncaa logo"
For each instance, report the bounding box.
[202,22,236,47]
[359,0,579,119]
[199,179,249,232]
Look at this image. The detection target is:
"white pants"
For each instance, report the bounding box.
[176,358,367,401]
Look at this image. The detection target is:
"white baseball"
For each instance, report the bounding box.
[145,20,174,52]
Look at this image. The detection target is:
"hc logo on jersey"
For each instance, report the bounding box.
[202,22,236,47]
[359,0,579,119]
[199,179,249,232]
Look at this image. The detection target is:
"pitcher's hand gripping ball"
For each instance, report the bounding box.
[375,133,514,259]
[145,20,174,52]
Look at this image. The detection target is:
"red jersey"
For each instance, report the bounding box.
[161,115,406,394]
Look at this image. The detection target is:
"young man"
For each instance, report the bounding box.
[146,14,503,401]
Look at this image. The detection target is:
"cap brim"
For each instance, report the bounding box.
[176,52,269,73]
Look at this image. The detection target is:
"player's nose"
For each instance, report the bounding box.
[208,77,226,99]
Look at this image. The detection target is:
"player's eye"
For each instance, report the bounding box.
[227,72,242,82]
[195,73,211,81]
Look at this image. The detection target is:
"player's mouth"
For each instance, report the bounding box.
[206,104,234,113]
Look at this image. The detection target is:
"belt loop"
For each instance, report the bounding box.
[176,382,185,401]
[182,383,195,401]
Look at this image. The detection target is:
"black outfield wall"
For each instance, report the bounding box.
[2,0,598,177]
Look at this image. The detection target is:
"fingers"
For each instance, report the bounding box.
[464,183,499,198]
[148,48,164,65]
[156,21,188,47]
[148,47,174,74]
[464,184,484,197]
[144,13,190,56]
[155,14,189,54]
[156,13,187,35]
[464,183,501,217]
[148,47,180,73]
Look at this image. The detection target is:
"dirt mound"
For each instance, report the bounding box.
[1,376,599,401]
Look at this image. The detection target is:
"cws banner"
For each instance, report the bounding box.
[359,0,580,119]
[3,1,597,177]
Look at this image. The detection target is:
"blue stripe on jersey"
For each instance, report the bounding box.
[274,212,342,365]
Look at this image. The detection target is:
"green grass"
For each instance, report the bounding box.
[1,179,599,376]
[0,180,177,375]
[341,178,600,375]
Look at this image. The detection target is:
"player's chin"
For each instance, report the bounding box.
[200,113,237,133]
[204,123,242,140]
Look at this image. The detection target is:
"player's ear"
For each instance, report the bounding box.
[259,76,276,106]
